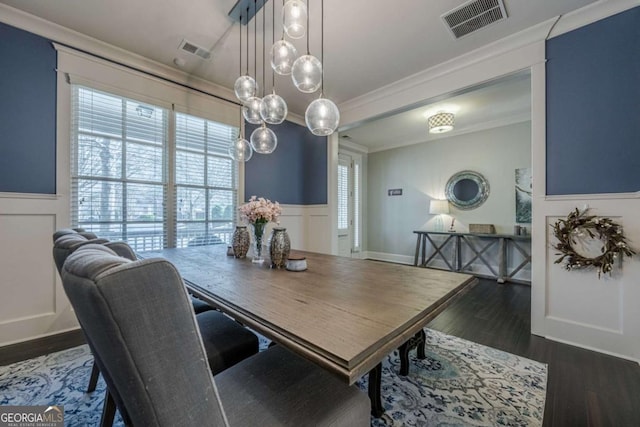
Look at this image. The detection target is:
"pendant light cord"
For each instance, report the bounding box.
[321,0,324,97]
[306,0,310,54]
[281,0,285,40]
[245,8,250,75]
[262,0,266,97]
[239,15,244,137]
[272,0,275,93]
[254,0,257,84]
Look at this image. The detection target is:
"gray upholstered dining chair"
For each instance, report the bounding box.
[53,231,259,426]
[61,244,370,426]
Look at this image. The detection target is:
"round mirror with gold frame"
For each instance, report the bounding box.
[445,170,490,210]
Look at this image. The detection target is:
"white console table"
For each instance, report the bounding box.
[413,230,531,284]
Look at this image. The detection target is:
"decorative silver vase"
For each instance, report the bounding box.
[269,227,291,269]
[232,225,250,258]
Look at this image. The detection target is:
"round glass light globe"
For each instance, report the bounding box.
[250,124,278,154]
[260,93,288,124]
[242,97,263,124]
[291,55,322,93]
[234,75,258,103]
[283,0,307,39]
[228,137,253,162]
[270,40,298,75]
[305,97,340,136]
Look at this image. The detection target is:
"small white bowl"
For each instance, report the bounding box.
[286,256,307,272]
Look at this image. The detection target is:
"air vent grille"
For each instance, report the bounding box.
[178,39,211,60]
[442,0,507,39]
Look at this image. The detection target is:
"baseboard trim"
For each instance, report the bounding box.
[542,333,640,366]
[0,328,85,366]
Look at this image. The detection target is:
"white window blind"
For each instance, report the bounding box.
[71,86,168,251]
[71,85,239,251]
[337,163,349,231]
[353,162,360,249]
[175,112,238,248]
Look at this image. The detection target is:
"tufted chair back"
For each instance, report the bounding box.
[61,244,229,426]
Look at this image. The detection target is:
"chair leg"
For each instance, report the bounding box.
[100,390,117,427]
[87,360,100,392]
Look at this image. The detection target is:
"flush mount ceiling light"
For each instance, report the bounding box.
[428,112,455,134]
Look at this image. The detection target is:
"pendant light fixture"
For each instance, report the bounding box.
[261,0,288,124]
[291,0,321,93]
[234,14,258,103]
[229,15,253,162]
[305,0,339,135]
[243,0,263,124]
[251,2,277,154]
[282,0,306,39]
[270,0,298,75]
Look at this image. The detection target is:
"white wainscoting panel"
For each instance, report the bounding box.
[266,204,331,255]
[0,195,77,346]
[533,196,640,363]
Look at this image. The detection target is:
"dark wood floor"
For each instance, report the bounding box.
[427,279,640,427]
[2,278,639,425]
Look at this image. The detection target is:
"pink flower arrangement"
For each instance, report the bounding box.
[239,196,282,225]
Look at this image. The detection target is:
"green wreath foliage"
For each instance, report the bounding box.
[552,208,635,278]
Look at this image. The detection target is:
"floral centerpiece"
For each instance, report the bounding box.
[239,196,282,263]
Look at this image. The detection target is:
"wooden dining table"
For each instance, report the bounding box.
[139,245,477,416]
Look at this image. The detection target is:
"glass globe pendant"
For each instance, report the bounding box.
[227,136,253,162]
[260,92,288,124]
[242,96,263,124]
[250,123,278,154]
[305,96,340,136]
[270,40,298,75]
[291,54,322,93]
[234,75,258,103]
[283,0,306,39]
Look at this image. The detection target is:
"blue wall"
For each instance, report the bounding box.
[546,7,640,195]
[0,22,56,194]
[245,120,327,205]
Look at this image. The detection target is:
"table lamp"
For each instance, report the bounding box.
[429,200,450,231]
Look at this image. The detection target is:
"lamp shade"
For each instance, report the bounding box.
[428,112,455,134]
[429,200,450,215]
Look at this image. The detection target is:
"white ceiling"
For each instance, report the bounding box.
[341,71,532,152]
[1,0,596,118]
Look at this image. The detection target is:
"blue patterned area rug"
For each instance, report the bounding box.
[0,329,546,426]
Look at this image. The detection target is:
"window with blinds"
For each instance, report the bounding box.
[71,85,238,251]
[337,163,349,232]
[175,112,238,248]
[353,162,360,250]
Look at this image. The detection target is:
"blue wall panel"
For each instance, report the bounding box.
[546,7,640,195]
[0,22,56,194]
[245,120,327,205]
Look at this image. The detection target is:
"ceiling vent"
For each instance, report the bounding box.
[442,0,507,39]
[178,39,212,60]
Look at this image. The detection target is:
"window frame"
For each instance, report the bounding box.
[70,84,240,251]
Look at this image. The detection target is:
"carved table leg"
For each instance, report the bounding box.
[417,329,427,360]
[368,363,384,418]
[398,341,410,376]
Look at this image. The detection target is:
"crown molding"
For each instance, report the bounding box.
[338,139,370,154]
[338,0,639,129]
[0,3,235,103]
[548,0,640,39]
[337,19,553,127]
